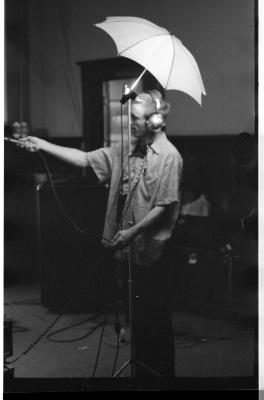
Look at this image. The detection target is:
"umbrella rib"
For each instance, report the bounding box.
[105,18,168,32]
[165,35,175,89]
[118,33,168,55]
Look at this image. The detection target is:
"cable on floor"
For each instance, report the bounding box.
[91,305,109,378]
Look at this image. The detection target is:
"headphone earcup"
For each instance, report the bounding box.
[146,112,165,132]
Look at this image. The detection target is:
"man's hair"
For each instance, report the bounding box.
[134,90,171,119]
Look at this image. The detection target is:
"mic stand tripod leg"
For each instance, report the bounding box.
[134,360,163,378]
[112,359,131,378]
[113,359,163,379]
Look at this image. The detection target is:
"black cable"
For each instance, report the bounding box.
[6,250,114,366]
[55,0,82,127]
[173,327,232,349]
[5,250,108,365]
[111,330,120,376]
[38,151,89,235]
[91,305,109,378]
[121,103,124,207]
[5,147,114,366]
[46,314,103,343]
[174,328,204,348]
[103,338,129,349]
[110,279,122,375]
[13,325,29,333]
[5,140,112,244]
[5,150,110,365]
[108,104,124,376]
[4,318,29,333]
[37,150,113,245]
[5,313,62,364]
[5,297,49,324]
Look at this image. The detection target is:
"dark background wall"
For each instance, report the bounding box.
[4,0,257,317]
[5,0,255,137]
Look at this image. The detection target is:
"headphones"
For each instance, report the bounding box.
[145,91,166,133]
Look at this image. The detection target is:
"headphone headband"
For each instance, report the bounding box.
[155,97,161,112]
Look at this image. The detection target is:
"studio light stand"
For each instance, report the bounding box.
[113,72,162,379]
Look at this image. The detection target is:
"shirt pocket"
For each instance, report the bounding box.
[143,170,160,197]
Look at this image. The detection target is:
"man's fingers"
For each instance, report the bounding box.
[111,239,120,248]
[108,233,122,248]
[16,139,28,147]
[114,231,121,240]
[16,142,25,148]
[112,232,121,243]
[105,231,130,249]
[16,138,38,152]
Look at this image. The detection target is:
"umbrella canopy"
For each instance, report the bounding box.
[95,16,206,106]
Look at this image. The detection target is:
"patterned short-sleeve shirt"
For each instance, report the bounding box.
[87,133,183,266]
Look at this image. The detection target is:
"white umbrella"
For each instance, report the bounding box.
[95,16,206,106]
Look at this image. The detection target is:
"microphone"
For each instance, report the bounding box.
[4,137,20,144]
[120,85,137,104]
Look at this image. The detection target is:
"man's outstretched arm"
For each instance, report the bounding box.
[16,136,91,168]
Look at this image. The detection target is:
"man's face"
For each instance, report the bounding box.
[131,103,152,139]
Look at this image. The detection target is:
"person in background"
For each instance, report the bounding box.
[20,121,29,138]
[11,121,21,139]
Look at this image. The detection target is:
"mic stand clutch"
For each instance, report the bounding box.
[120,85,137,105]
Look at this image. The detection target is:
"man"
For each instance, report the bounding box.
[18,90,183,378]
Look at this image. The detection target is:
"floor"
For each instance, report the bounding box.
[4,277,258,391]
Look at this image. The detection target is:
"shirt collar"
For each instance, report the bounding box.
[148,132,167,155]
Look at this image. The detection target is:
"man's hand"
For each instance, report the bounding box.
[108,228,138,249]
[16,136,45,152]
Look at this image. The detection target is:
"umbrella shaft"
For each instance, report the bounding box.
[131,68,147,91]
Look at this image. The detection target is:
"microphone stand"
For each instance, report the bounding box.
[113,72,162,378]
